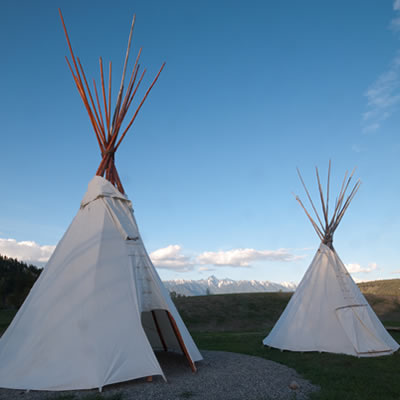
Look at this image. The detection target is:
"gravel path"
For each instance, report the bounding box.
[0,350,319,400]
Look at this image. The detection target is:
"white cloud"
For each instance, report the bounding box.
[362,3,400,131]
[363,60,400,132]
[365,70,400,108]
[390,17,400,31]
[352,144,366,153]
[0,238,55,266]
[196,248,303,267]
[150,245,304,271]
[149,245,194,272]
[390,269,400,274]
[0,238,305,274]
[353,277,376,283]
[198,266,216,272]
[362,122,380,133]
[346,262,378,274]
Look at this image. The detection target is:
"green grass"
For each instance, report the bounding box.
[174,291,400,331]
[193,330,400,400]
[173,292,292,332]
[175,291,400,400]
[359,279,400,296]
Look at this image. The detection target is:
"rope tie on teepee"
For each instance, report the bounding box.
[101,149,115,158]
[322,235,333,250]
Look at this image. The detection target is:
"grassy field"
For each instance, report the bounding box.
[359,279,400,296]
[193,330,400,400]
[174,291,400,400]
[1,289,400,399]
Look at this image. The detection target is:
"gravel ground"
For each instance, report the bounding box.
[0,350,319,400]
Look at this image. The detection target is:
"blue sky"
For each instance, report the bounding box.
[2,0,400,284]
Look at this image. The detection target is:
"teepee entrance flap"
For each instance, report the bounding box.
[336,305,392,355]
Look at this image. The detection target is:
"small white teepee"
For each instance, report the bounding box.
[0,11,202,390]
[263,162,399,357]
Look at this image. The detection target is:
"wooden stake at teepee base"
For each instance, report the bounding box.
[166,311,197,373]
[151,310,168,352]
[59,9,165,195]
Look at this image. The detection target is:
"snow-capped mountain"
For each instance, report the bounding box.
[162,275,296,296]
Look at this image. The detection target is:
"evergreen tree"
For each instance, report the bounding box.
[0,255,41,309]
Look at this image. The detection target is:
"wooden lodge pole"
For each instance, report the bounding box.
[60,9,164,194]
[151,311,168,352]
[166,311,196,373]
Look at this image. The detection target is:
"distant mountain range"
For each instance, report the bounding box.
[163,275,297,296]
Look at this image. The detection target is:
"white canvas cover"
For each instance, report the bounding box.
[0,176,202,391]
[263,243,399,357]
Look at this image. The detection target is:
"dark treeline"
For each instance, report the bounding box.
[0,255,41,309]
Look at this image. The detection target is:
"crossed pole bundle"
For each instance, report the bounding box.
[294,160,361,250]
[59,9,165,194]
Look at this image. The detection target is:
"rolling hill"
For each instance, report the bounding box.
[358,279,400,296]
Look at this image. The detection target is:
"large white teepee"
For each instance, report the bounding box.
[0,177,202,390]
[0,11,202,390]
[263,163,399,357]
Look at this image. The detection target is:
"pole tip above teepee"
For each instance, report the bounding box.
[295,161,361,249]
[59,9,165,194]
